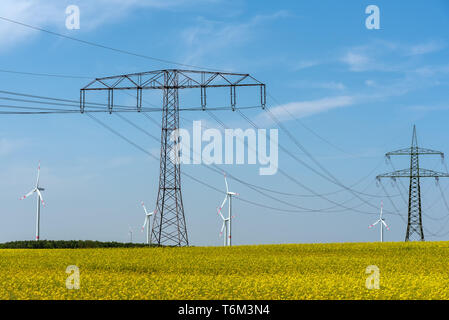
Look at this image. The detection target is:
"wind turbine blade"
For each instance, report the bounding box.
[380,200,383,218]
[36,189,45,207]
[20,189,35,200]
[382,220,390,231]
[141,201,149,215]
[224,173,229,193]
[217,196,227,218]
[216,207,225,220]
[219,222,225,236]
[141,216,148,231]
[219,195,227,210]
[369,220,380,228]
[36,161,41,187]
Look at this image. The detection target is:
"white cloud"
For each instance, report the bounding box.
[149,147,160,159]
[259,83,421,124]
[341,52,371,72]
[0,0,60,50]
[262,96,356,123]
[340,40,446,73]
[294,60,322,71]
[293,81,346,91]
[412,64,449,77]
[408,105,449,112]
[0,137,28,156]
[407,41,445,56]
[0,138,14,156]
[0,0,217,50]
[268,39,449,124]
[181,10,290,66]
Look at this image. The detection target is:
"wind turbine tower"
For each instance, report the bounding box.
[369,201,390,242]
[216,173,238,246]
[141,201,156,245]
[20,161,45,241]
[128,226,133,243]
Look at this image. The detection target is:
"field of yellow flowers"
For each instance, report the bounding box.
[1,241,448,300]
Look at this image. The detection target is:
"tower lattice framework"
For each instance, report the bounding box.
[81,69,266,246]
[377,125,449,241]
[152,71,188,245]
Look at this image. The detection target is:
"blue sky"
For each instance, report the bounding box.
[1,0,449,245]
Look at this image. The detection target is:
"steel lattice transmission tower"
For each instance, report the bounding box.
[376,125,449,241]
[80,69,266,246]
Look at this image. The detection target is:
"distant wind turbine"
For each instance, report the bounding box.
[216,173,238,246]
[128,226,133,243]
[369,201,390,242]
[140,201,156,245]
[20,161,45,241]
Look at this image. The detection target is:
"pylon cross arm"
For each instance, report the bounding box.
[377,168,449,179]
[386,147,444,157]
[80,69,266,113]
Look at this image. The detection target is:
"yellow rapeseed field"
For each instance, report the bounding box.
[1,241,449,300]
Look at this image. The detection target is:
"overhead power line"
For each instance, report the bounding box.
[205,109,386,215]
[88,112,368,216]
[0,90,398,216]
[1,66,403,202]
[197,110,388,198]
[0,31,389,204]
[0,16,222,72]
[125,111,378,215]
[3,16,449,238]
[0,68,91,79]
[0,19,425,217]
[235,108,398,215]
[267,93,355,156]
[262,107,385,207]
[0,89,261,114]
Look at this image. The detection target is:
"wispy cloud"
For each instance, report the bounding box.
[341,52,372,72]
[270,39,449,124]
[340,40,447,73]
[181,10,290,66]
[412,64,449,77]
[407,104,449,112]
[294,60,321,71]
[0,0,217,50]
[0,137,28,156]
[407,40,446,56]
[260,80,422,124]
[0,0,59,50]
[292,81,346,91]
[262,96,356,123]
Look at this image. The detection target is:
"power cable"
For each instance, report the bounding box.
[0,16,223,72]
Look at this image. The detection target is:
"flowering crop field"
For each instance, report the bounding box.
[1,241,449,300]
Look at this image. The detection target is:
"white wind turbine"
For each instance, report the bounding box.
[216,206,229,247]
[20,161,45,241]
[216,173,238,246]
[141,201,156,245]
[369,201,390,242]
[128,226,133,243]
